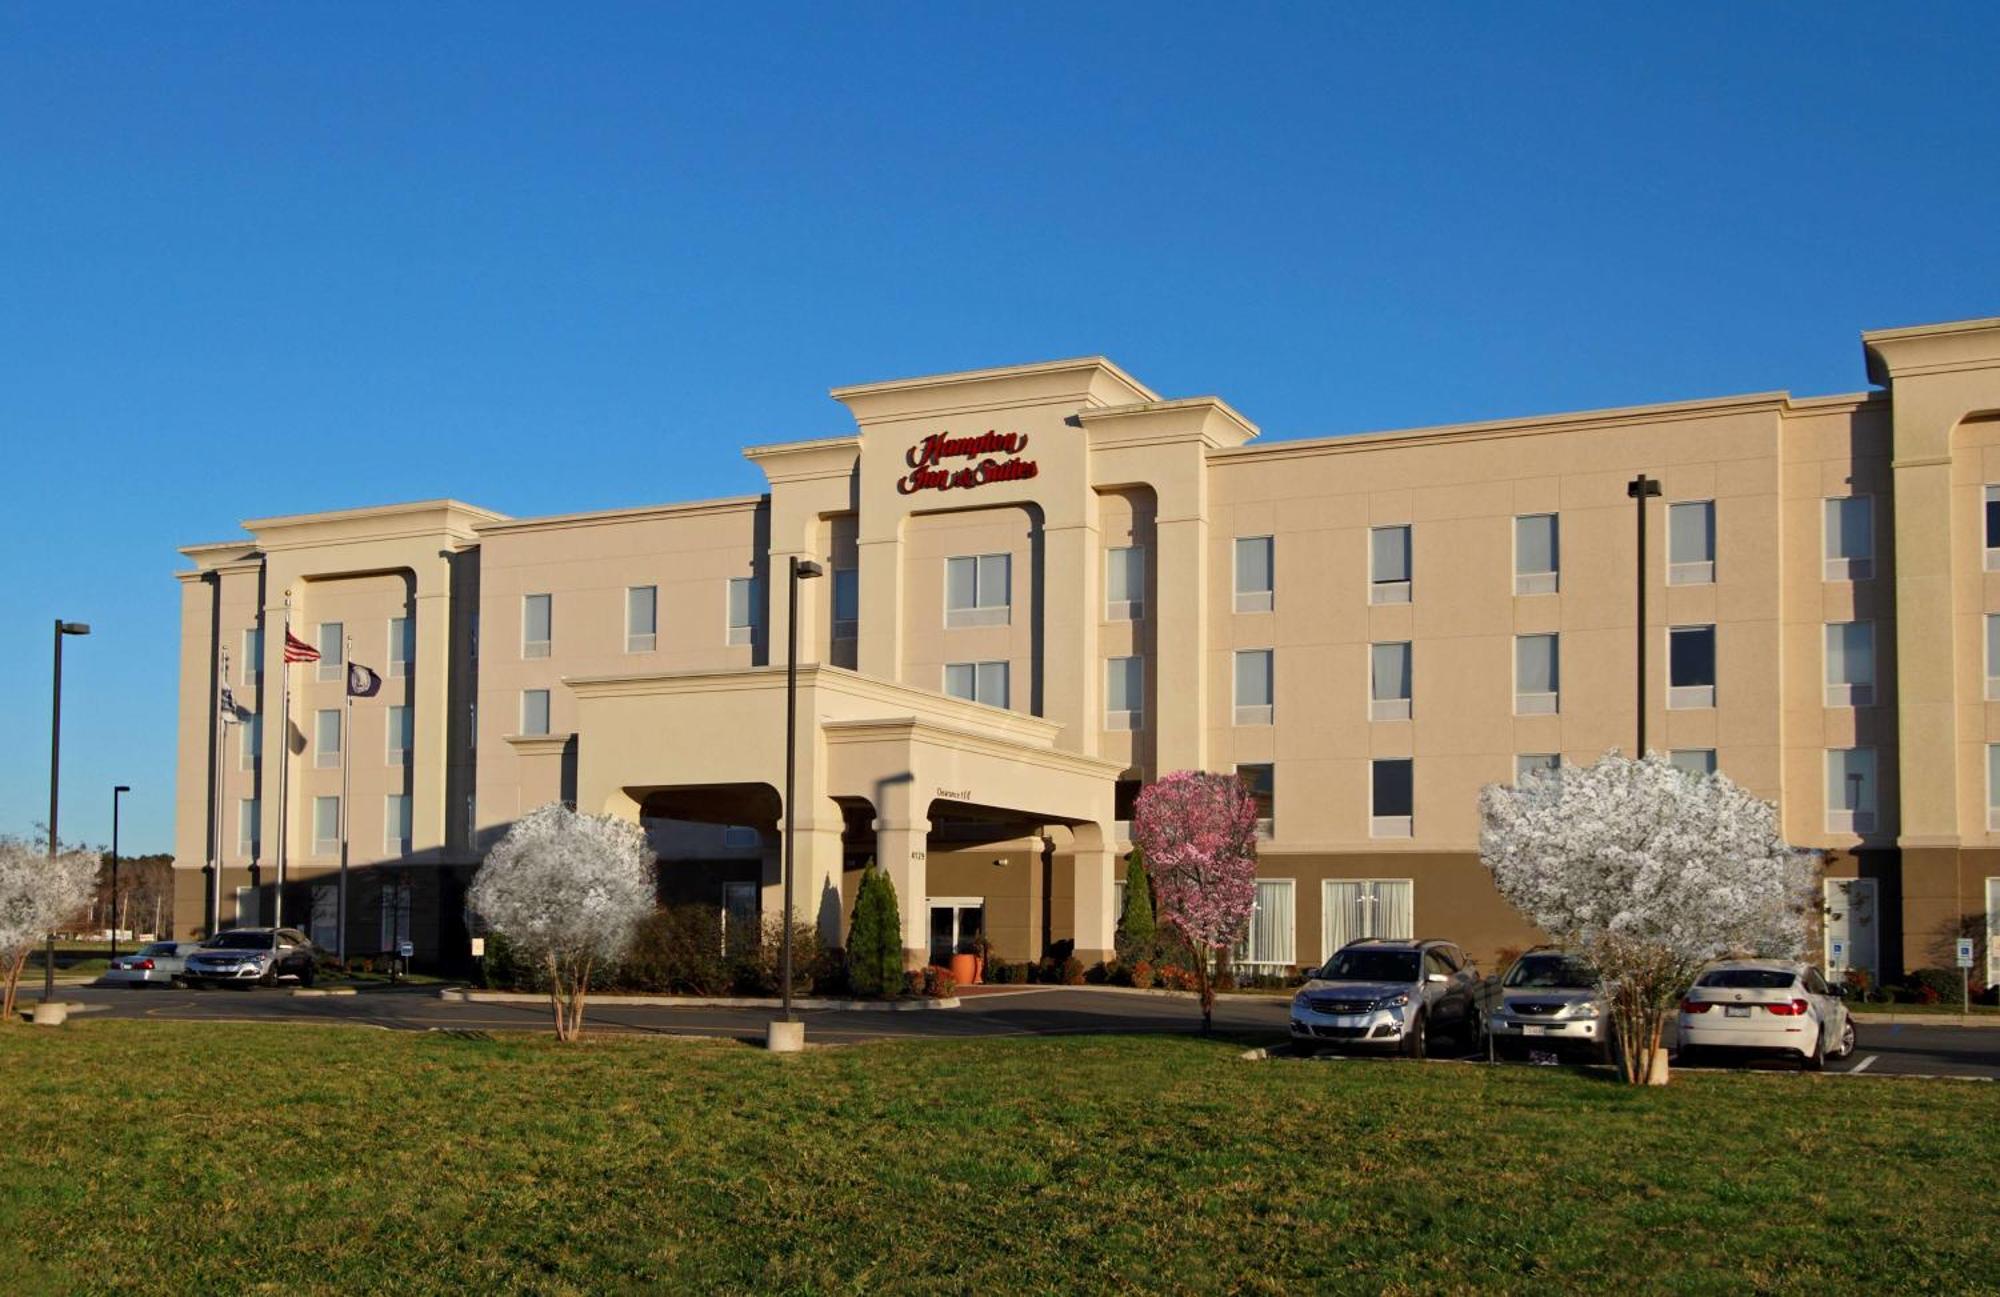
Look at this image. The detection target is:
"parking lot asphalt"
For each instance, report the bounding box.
[44,983,2000,1078]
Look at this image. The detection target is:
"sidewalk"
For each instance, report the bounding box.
[1851,1011,2000,1028]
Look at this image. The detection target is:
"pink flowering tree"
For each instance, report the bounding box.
[1132,771,1260,1031]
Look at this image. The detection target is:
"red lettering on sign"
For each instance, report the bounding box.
[897,430,1038,495]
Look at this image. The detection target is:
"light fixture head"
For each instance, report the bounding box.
[59,621,91,635]
[115,784,131,794]
[794,559,825,580]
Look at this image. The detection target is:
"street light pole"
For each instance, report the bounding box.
[779,556,823,1039]
[47,619,90,1001]
[1626,476,1661,756]
[110,785,130,958]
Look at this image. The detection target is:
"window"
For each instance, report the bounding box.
[1988,486,2000,571]
[314,709,341,768]
[831,568,859,639]
[1514,514,1559,595]
[310,884,338,949]
[1234,879,1295,971]
[316,621,343,682]
[238,798,260,858]
[242,627,263,683]
[1237,763,1275,837]
[1989,745,2000,832]
[1234,649,1274,725]
[1825,622,1875,707]
[522,594,551,659]
[1322,879,1414,958]
[234,885,260,927]
[1107,546,1145,621]
[626,586,657,653]
[388,616,414,677]
[1516,753,1559,783]
[1371,758,1413,838]
[944,553,1011,628]
[1669,625,1716,708]
[1827,748,1877,834]
[1105,656,1144,730]
[379,878,413,950]
[1670,749,1718,778]
[1515,634,1560,715]
[313,796,340,856]
[1234,536,1274,613]
[1989,614,2000,702]
[1370,525,1412,603]
[384,795,412,854]
[1669,501,1716,585]
[239,713,261,771]
[943,661,1009,708]
[1114,778,1140,846]
[726,577,759,646]
[1370,642,1412,721]
[1825,496,1874,581]
[386,704,412,765]
[520,689,551,737]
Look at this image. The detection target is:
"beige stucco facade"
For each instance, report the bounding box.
[172,317,2000,981]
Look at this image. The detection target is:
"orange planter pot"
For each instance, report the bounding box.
[949,953,980,986]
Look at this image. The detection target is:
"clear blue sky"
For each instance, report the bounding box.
[4,4,1996,854]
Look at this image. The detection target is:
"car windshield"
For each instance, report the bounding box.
[1504,955,1600,989]
[1696,969,1796,990]
[138,942,177,956]
[207,931,275,951]
[1317,950,1421,983]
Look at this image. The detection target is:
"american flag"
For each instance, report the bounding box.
[283,628,320,664]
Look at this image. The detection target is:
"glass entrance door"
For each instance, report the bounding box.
[927,899,985,965]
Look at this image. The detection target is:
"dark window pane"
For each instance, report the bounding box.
[1988,498,2000,549]
[1670,627,1716,687]
[1372,759,1413,816]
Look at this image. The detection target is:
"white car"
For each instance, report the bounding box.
[101,940,200,987]
[1677,959,1856,1070]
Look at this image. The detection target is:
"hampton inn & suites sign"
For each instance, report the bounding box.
[897,431,1039,495]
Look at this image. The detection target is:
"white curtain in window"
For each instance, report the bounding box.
[1669,501,1715,563]
[1238,880,1294,968]
[1322,880,1360,960]
[975,661,1009,707]
[945,556,977,610]
[1371,642,1411,701]
[1826,497,1872,560]
[944,663,975,700]
[1827,749,1876,814]
[1517,634,1558,694]
[977,554,1010,607]
[1234,649,1273,706]
[1107,547,1144,603]
[523,595,551,644]
[1234,537,1273,593]
[1107,657,1142,711]
[1373,880,1414,939]
[1515,515,1557,575]
[1371,526,1410,583]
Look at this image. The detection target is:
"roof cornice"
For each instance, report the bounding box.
[476,495,764,537]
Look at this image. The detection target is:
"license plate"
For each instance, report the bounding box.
[1725,1005,1751,1018]
[1522,1025,1551,1036]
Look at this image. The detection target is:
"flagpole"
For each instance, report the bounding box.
[274,593,291,932]
[338,633,352,966]
[212,644,228,937]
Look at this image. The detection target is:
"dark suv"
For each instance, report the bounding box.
[182,928,320,989]
[1289,938,1483,1058]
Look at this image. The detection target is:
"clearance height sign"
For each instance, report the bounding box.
[897,431,1039,495]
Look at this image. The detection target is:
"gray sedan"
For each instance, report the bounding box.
[101,940,200,988]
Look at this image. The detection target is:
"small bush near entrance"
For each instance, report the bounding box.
[845,862,905,997]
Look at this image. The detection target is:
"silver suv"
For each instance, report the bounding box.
[1289,938,1483,1058]
[1488,948,1609,1062]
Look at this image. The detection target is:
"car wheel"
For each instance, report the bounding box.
[1836,1016,1857,1059]
[1462,1007,1484,1054]
[1803,1032,1826,1072]
[1402,1013,1427,1060]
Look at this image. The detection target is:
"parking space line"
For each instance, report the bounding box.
[1849,1054,1878,1073]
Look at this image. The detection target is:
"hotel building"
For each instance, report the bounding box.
[173,315,2000,985]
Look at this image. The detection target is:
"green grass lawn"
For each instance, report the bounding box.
[3,1023,1996,1295]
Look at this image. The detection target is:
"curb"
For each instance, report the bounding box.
[436,989,961,1011]
[1036,983,1293,1003]
[290,987,358,998]
[1851,1012,2000,1029]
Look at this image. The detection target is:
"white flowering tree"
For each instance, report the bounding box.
[467,803,657,1042]
[1479,753,1818,1084]
[1,836,101,1023]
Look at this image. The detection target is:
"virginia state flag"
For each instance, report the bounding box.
[346,662,383,698]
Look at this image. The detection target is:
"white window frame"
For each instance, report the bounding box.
[522,594,551,659]
[1106,545,1145,622]
[1824,621,1876,708]
[1369,641,1412,722]
[384,795,412,855]
[1320,878,1416,958]
[1514,633,1560,716]
[944,553,1012,629]
[1369,525,1412,604]
[238,797,260,858]
[1513,514,1559,596]
[1105,656,1144,731]
[388,616,413,678]
[943,661,1010,709]
[1515,753,1559,784]
[315,622,344,683]
[626,586,657,654]
[726,577,759,646]
[1668,624,1717,710]
[1825,495,1875,581]
[1370,758,1413,839]
[239,713,261,771]
[1668,500,1716,586]
[242,627,263,684]
[1233,648,1274,726]
[1235,763,1275,839]
[831,567,859,641]
[520,689,551,737]
[1233,536,1274,614]
[1234,878,1296,972]
[386,704,411,766]
[312,796,340,857]
[314,709,341,768]
[1826,747,1878,834]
